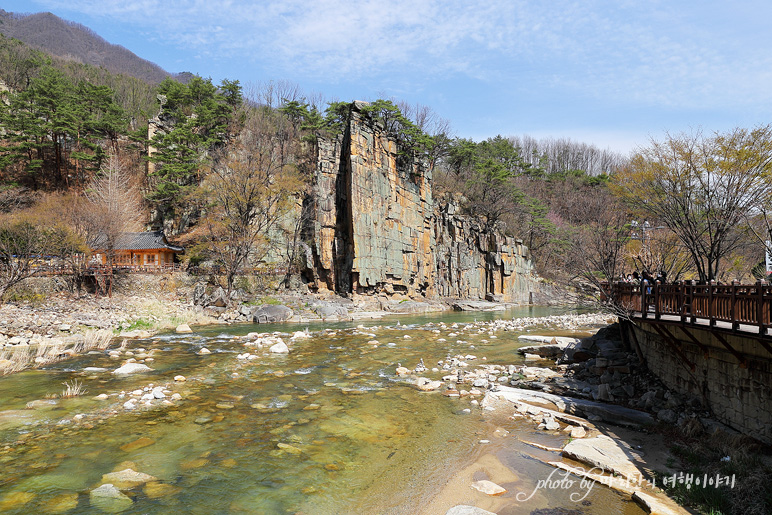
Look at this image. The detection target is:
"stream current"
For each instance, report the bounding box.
[0,307,646,514]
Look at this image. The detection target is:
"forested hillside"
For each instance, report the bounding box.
[0,10,172,84]
[0,12,769,304]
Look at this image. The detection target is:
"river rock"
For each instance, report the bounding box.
[252,305,293,323]
[26,399,58,409]
[206,287,229,308]
[518,336,578,358]
[144,481,182,499]
[562,435,642,480]
[387,301,432,314]
[113,363,152,376]
[277,442,303,455]
[0,491,36,511]
[415,378,443,391]
[175,324,193,334]
[270,341,289,354]
[446,506,497,515]
[100,468,157,490]
[470,479,507,495]
[632,490,684,515]
[40,493,78,514]
[89,484,132,513]
[452,300,506,311]
[657,408,678,424]
[484,385,654,428]
[313,303,348,319]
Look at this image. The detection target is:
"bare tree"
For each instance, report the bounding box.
[200,108,304,296]
[0,214,48,300]
[613,126,772,282]
[564,190,631,305]
[84,154,144,266]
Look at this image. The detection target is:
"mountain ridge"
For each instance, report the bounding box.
[0,10,184,84]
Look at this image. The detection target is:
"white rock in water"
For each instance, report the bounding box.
[113,363,153,376]
[291,331,311,340]
[269,341,289,354]
[123,400,137,410]
[174,375,186,382]
[416,378,443,391]
[94,394,109,400]
[470,479,507,496]
[101,468,157,489]
[198,348,211,355]
[175,324,193,333]
[446,505,498,515]
[171,393,182,401]
[152,388,166,399]
[90,483,132,512]
[395,366,410,376]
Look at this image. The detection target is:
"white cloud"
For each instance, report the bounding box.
[26,0,772,115]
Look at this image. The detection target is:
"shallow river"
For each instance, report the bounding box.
[0,307,646,514]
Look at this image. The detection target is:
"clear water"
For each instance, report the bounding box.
[0,306,645,514]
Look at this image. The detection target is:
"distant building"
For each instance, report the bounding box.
[90,231,183,268]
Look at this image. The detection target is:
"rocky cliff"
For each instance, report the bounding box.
[303,102,539,303]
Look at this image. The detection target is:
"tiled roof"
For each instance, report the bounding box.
[91,232,184,252]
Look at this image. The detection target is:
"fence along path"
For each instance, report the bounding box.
[606,281,772,337]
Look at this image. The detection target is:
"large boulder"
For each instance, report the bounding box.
[252,305,293,324]
[562,435,643,481]
[192,283,207,306]
[313,303,349,319]
[387,300,432,314]
[113,363,153,376]
[207,287,229,308]
[452,300,506,312]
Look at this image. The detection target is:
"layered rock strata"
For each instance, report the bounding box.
[304,102,538,303]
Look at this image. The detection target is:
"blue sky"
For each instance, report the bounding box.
[4,0,772,154]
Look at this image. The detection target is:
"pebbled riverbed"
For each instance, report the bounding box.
[0,307,644,514]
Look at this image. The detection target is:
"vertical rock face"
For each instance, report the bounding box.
[306,101,538,303]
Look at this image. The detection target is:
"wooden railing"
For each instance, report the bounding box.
[30,263,290,277]
[30,263,184,276]
[605,281,772,336]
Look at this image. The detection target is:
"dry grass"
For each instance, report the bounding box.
[61,379,87,398]
[661,428,772,515]
[84,329,113,351]
[0,345,33,375]
[35,339,68,366]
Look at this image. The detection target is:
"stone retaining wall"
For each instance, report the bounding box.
[628,321,772,443]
